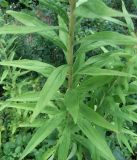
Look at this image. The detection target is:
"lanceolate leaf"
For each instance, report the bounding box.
[77,76,113,93]
[122,1,134,32]
[78,116,115,160]
[58,15,68,60]
[65,89,80,123]
[76,0,137,21]
[6,10,45,26]
[58,16,68,47]
[6,11,66,50]
[77,66,135,77]
[79,31,137,45]
[77,31,137,54]
[58,125,71,160]
[20,112,65,160]
[31,65,68,121]
[0,101,58,115]
[78,31,137,45]
[0,25,51,34]
[0,60,55,77]
[8,92,40,102]
[42,145,57,160]
[8,91,63,102]
[74,134,93,156]
[76,31,137,54]
[80,106,118,132]
[75,0,124,18]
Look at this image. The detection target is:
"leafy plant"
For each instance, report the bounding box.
[1,0,137,160]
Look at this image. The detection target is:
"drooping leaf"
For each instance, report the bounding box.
[31,65,68,121]
[6,11,66,50]
[0,59,55,77]
[20,112,65,160]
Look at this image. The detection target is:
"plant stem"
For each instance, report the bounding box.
[67,0,76,89]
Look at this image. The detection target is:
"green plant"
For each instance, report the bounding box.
[1,0,137,160]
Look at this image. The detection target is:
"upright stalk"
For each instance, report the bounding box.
[67,0,76,89]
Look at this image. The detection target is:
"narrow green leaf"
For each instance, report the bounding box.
[8,92,40,102]
[0,101,58,115]
[77,66,135,77]
[76,31,137,54]
[0,69,8,83]
[19,119,45,128]
[80,106,118,132]
[42,145,57,160]
[20,112,65,160]
[77,76,113,93]
[0,59,55,77]
[74,52,85,72]
[58,16,68,47]
[67,143,77,160]
[0,25,51,34]
[74,134,93,155]
[122,1,134,32]
[65,89,80,123]
[6,10,45,26]
[58,15,68,60]
[58,125,71,160]
[31,65,68,121]
[78,31,137,45]
[78,116,115,160]
[76,0,124,18]
[124,104,137,111]
[6,11,66,50]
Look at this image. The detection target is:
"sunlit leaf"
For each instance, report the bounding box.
[31,65,68,121]
[0,59,55,77]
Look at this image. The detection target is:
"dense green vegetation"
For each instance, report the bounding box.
[1,0,137,160]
